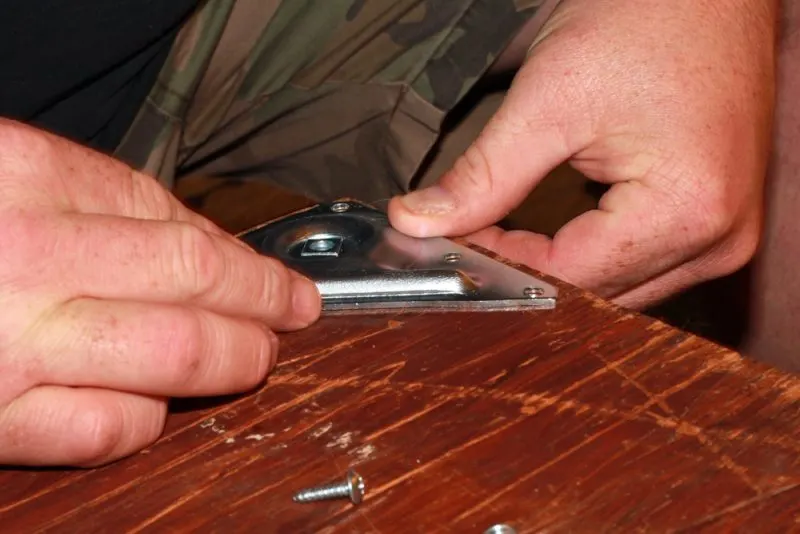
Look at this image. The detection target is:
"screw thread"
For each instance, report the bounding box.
[293,482,350,503]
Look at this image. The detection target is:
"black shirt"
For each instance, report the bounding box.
[0,1,199,153]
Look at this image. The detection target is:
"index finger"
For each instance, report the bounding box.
[39,213,321,331]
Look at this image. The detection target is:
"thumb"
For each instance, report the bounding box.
[388,50,583,238]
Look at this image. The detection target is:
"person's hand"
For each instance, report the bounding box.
[388,0,776,308]
[0,119,321,467]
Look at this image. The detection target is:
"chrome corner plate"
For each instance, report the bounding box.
[238,200,557,314]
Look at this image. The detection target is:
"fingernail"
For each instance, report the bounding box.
[291,275,321,326]
[400,185,456,216]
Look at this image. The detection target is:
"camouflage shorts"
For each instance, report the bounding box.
[114,0,546,203]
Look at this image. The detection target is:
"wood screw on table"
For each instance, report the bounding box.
[292,468,366,505]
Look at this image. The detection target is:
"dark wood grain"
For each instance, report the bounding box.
[2,177,800,533]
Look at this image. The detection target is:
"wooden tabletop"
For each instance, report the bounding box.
[2,178,800,533]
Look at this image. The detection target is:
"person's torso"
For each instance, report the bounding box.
[0,1,199,153]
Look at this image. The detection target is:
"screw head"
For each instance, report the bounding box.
[307,238,336,252]
[443,252,461,264]
[346,469,366,504]
[484,525,517,534]
[331,202,350,213]
[524,286,545,298]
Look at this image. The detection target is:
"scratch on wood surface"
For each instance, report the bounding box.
[356,509,382,534]
[631,335,737,380]
[125,454,262,534]
[0,473,87,514]
[509,431,663,530]
[199,418,215,429]
[650,411,769,465]
[518,355,541,368]
[288,399,380,447]
[244,433,274,442]
[310,422,334,439]
[364,397,452,441]
[226,469,310,511]
[706,350,746,373]
[546,326,580,337]
[451,417,631,523]
[513,332,682,418]
[361,361,408,390]
[434,334,533,381]
[589,349,673,414]
[276,320,404,370]
[768,373,800,403]
[577,432,660,485]
[198,417,229,436]
[350,443,377,463]
[645,319,672,333]
[358,418,524,510]
[326,432,356,449]
[460,398,730,527]
[674,482,800,532]
[547,338,578,351]
[578,332,682,385]
[486,369,509,385]
[591,348,759,492]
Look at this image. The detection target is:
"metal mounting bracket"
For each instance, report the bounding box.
[238,200,558,314]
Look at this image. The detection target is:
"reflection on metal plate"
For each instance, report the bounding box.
[238,200,557,314]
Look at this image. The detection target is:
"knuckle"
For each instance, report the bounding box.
[160,308,207,386]
[657,167,740,248]
[260,258,292,318]
[71,403,125,464]
[692,178,742,240]
[128,170,178,221]
[670,172,763,278]
[716,220,762,275]
[176,223,222,298]
[694,189,753,250]
[694,205,736,246]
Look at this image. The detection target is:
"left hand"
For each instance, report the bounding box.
[388,0,776,309]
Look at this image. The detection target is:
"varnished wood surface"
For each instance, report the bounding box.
[2,177,800,533]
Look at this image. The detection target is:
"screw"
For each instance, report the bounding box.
[484,525,517,534]
[443,252,461,263]
[524,286,545,298]
[331,202,350,213]
[292,469,365,505]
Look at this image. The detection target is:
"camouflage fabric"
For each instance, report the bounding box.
[115,0,545,203]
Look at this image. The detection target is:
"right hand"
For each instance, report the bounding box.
[0,119,321,467]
